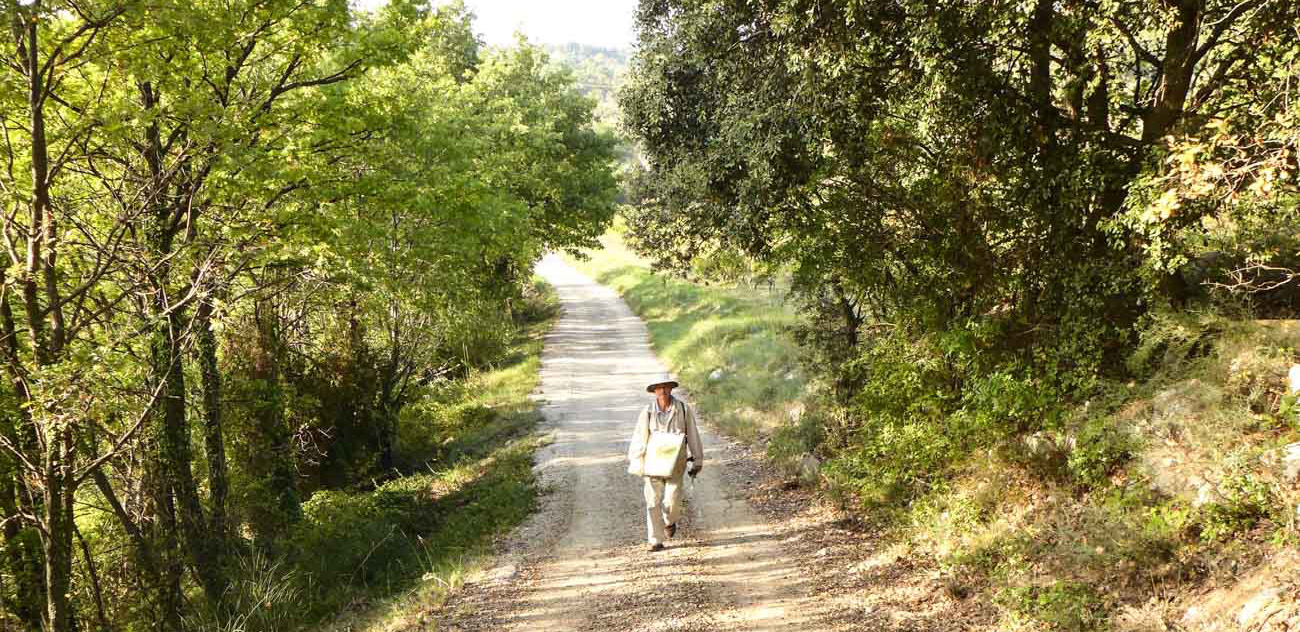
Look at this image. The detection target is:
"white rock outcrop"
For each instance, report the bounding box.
[1238,586,1281,628]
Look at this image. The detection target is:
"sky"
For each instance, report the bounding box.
[454,0,638,50]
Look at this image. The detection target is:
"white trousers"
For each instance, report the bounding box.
[643,475,684,545]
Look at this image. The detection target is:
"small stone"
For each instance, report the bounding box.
[1194,479,1221,508]
[709,368,724,381]
[1023,432,1054,458]
[1283,442,1300,482]
[799,454,821,483]
[1289,364,1300,394]
[815,547,829,557]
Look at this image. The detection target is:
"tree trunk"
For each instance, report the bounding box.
[1142,0,1202,144]
[138,73,231,614]
[41,431,75,632]
[833,280,862,350]
[0,296,45,630]
[0,454,44,629]
[15,7,75,629]
[18,3,51,368]
[197,302,230,543]
[378,315,402,474]
[251,299,300,536]
[158,307,228,607]
[74,525,109,630]
[1028,0,1054,123]
[146,326,185,631]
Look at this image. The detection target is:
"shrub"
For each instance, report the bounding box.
[1195,466,1281,542]
[1282,392,1300,429]
[291,489,409,590]
[767,405,826,470]
[820,326,1071,506]
[1127,310,1226,378]
[1067,417,1139,489]
[515,278,561,324]
[997,581,1110,632]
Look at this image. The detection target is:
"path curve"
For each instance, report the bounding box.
[434,255,816,631]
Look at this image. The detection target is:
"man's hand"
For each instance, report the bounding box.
[688,460,702,477]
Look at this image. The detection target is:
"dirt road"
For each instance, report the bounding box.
[433,255,818,631]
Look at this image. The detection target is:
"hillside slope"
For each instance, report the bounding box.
[569,227,1300,631]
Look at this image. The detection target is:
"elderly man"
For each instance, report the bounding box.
[627,374,704,551]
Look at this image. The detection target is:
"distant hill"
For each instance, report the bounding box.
[541,43,637,181]
[541,43,630,135]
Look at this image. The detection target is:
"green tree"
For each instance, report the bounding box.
[620,0,1300,493]
[0,0,616,627]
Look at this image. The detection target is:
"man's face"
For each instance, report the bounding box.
[654,384,673,398]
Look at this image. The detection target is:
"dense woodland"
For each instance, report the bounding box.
[0,0,617,629]
[621,0,1300,501]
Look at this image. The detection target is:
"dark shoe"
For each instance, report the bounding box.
[648,543,665,552]
[665,523,677,538]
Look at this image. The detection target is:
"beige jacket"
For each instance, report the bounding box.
[627,396,704,479]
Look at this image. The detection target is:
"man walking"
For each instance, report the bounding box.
[627,374,704,551]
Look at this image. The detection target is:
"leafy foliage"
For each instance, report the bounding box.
[0,0,615,628]
[620,0,1300,507]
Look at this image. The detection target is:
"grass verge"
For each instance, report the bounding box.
[564,224,809,452]
[286,279,560,632]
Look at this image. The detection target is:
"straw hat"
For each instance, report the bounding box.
[646,373,680,393]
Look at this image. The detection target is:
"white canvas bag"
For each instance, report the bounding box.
[642,429,687,478]
[629,400,687,477]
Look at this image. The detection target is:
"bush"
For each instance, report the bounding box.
[997,581,1110,632]
[515,278,561,324]
[1126,310,1226,378]
[1067,417,1139,489]
[395,398,497,471]
[1282,392,1300,430]
[1195,466,1281,542]
[819,327,1071,505]
[767,406,825,470]
[291,489,411,590]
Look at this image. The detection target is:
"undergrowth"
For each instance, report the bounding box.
[914,311,1300,629]
[188,279,559,632]
[570,222,1300,631]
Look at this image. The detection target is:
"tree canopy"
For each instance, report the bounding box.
[0,0,618,628]
[620,0,1298,494]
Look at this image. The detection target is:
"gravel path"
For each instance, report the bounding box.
[433,255,817,631]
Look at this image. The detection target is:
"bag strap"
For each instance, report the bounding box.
[647,399,688,432]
